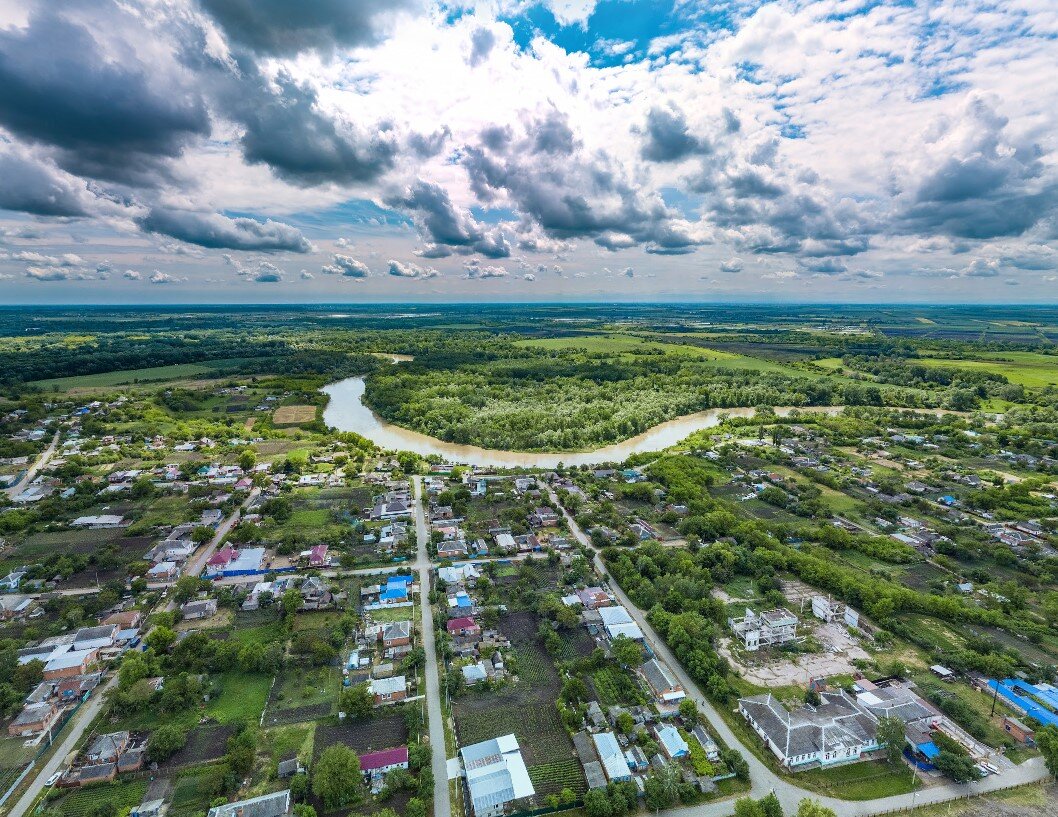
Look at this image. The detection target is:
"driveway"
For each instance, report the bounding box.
[545,486,1048,816]
[4,430,60,499]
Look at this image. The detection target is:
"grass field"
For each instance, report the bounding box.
[514,333,741,359]
[915,351,1058,387]
[272,404,318,425]
[794,760,919,800]
[30,359,248,391]
[814,352,1058,387]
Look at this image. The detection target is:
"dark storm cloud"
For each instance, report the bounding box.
[0,7,209,185]
[236,73,397,187]
[137,208,312,252]
[640,106,708,163]
[0,151,94,217]
[462,125,705,254]
[384,179,511,257]
[198,0,419,57]
[897,97,1057,240]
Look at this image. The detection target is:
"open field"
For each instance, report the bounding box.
[814,351,1058,387]
[29,359,252,391]
[273,404,319,425]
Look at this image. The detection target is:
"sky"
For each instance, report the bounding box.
[0,0,1057,303]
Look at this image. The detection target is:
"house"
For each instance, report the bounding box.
[460,734,535,817]
[86,731,130,763]
[438,564,480,586]
[131,799,165,817]
[73,625,118,651]
[437,539,469,559]
[370,499,411,521]
[71,515,124,528]
[0,570,27,591]
[181,599,218,620]
[738,691,880,769]
[61,763,117,787]
[575,587,610,610]
[380,576,413,605]
[301,545,330,567]
[640,659,685,703]
[0,595,36,620]
[529,507,559,528]
[446,616,481,638]
[207,790,290,817]
[147,561,179,581]
[728,608,800,652]
[655,725,689,759]
[381,621,412,648]
[370,675,407,706]
[360,746,410,779]
[8,702,58,736]
[448,591,474,616]
[44,648,97,680]
[277,758,301,778]
[463,662,489,685]
[591,732,631,782]
[1003,716,1036,746]
[102,611,142,629]
[598,606,644,641]
[300,577,334,610]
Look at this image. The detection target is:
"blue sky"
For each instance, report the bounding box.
[0,0,1056,302]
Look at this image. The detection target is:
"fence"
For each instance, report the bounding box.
[0,696,88,807]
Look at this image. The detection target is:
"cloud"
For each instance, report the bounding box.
[385,179,510,257]
[322,254,371,277]
[468,27,497,67]
[387,259,438,279]
[463,260,508,279]
[961,258,1001,278]
[798,257,848,274]
[622,267,634,278]
[640,105,708,163]
[235,72,397,187]
[0,150,97,217]
[198,0,419,57]
[895,96,1056,240]
[136,208,311,252]
[149,270,178,284]
[123,270,142,280]
[0,5,209,184]
[719,257,744,273]
[300,270,314,279]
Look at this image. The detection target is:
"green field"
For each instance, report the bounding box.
[814,352,1058,387]
[48,779,148,817]
[515,333,741,359]
[916,352,1058,387]
[30,359,250,391]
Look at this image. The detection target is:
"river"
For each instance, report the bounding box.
[321,375,844,469]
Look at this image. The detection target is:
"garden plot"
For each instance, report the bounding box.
[158,724,236,769]
[452,611,586,804]
[263,666,338,726]
[314,715,409,757]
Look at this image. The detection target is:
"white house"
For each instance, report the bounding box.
[460,734,535,817]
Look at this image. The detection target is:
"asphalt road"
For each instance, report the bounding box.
[546,486,1049,816]
[4,430,60,499]
[6,675,118,817]
[413,476,453,817]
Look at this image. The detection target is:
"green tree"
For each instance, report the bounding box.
[1037,724,1058,777]
[933,751,979,783]
[796,801,837,817]
[583,789,613,817]
[759,792,783,817]
[876,716,906,764]
[312,745,363,810]
[340,682,373,718]
[678,697,699,722]
[147,724,187,762]
[239,449,257,472]
[145,625,177,653]
[733,798,765,817]
[610,635,643,667]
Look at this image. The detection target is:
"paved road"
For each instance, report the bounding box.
[3,430,60,499]
[413,477,453,817]
[6,674,118,817]
[546,486,1049,816]
[8,487,263,817]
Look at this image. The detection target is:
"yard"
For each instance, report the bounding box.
[46,779,148,817]
[452,611,586,804]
